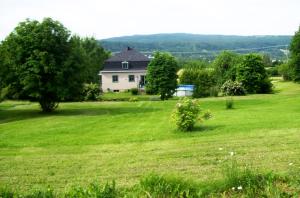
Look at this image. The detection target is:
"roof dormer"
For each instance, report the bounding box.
[122,61,129,69]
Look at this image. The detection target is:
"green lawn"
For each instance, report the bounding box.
[0,79,300,193]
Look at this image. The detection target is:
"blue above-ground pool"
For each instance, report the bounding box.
[175,85,194,96]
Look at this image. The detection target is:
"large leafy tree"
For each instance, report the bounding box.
[80,37,109,83]
[146,52,178,100]
[237,54,272,94]
[289,26,300,82]
[0,18,86,112]
[213,51,241,86]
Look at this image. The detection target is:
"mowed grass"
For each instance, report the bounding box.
[0,79,300,193]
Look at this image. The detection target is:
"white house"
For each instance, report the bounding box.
[99,47,150,92]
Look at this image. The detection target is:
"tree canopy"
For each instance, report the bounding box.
[146,52,178,100]
[0,18,107,112]
[213,51,241,86]
[289,26,300,82]
[237,54,272,94]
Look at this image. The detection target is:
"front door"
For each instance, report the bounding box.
[140,75,146,88]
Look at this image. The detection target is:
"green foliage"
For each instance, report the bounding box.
[221,80,246,96]
[146,52,178,100]
[266,66,279,76]
[237,54,272,94]
[172,98,211,131]
[0,18,81,112]
[130,88,138,95]
[180,67,217,98]
[289,26,300,82]
[225,97,234,109]
[0,18,108,111]
[82,83,100,101]
[79,37,109,84]
[278,63,294,81]
[213,51,241,86]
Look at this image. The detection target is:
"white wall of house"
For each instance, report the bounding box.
[100,71,146,92]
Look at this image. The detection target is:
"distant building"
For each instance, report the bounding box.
[99,47,150,92]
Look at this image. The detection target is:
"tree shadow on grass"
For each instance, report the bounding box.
[0,106,161,124]
[173,125,224,136]
[191,125,223,132]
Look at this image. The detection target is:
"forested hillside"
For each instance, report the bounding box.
[100,33,291,60]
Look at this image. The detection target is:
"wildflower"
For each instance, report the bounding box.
[218,148,223,151]
[289,163,293,166]
[229,151,234,156]
[231,187,235,190]
[237,186,242,190]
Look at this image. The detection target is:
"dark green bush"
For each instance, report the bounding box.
[237,54,272,94]
[225,98,234,109]
[82,83,100,101]
[221,80,246,96]
[213,51,241,86]
[278,63,294,81]
[130,88,139,95]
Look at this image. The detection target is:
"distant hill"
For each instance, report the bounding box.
[100,33,292,60]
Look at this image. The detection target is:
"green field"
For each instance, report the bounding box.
[0,79,300,193]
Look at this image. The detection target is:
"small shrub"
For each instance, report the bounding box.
[172,97,211,131]
[82,83,100,101]
[225,97,234,109]
[130,88,139,95]
[221,80,246,96]
[129,97,138,102]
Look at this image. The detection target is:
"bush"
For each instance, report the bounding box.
[82,83,100,101]
[221,80,246,96]
[130,88,139,95]
[278,63,294,81]
[237,54,272,94]
[172,98,211,131]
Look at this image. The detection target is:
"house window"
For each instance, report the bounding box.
[128,75,135,82]
[122,61,129,69]
[112,75,118,83]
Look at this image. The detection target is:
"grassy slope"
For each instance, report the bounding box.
[0,79,300,192]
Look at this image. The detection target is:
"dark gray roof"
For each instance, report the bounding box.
[102,47,150,71]
[106,47,150,62]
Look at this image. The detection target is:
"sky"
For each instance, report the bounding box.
[1,0,300,41]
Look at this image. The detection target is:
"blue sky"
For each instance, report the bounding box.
[1,0,300,41]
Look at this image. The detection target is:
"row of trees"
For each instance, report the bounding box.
[146,25,300,98]
[178,52,272,97]
[145,51,273,100]
[0,18,108,112]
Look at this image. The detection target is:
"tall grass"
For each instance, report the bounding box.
[1,164,299,197]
